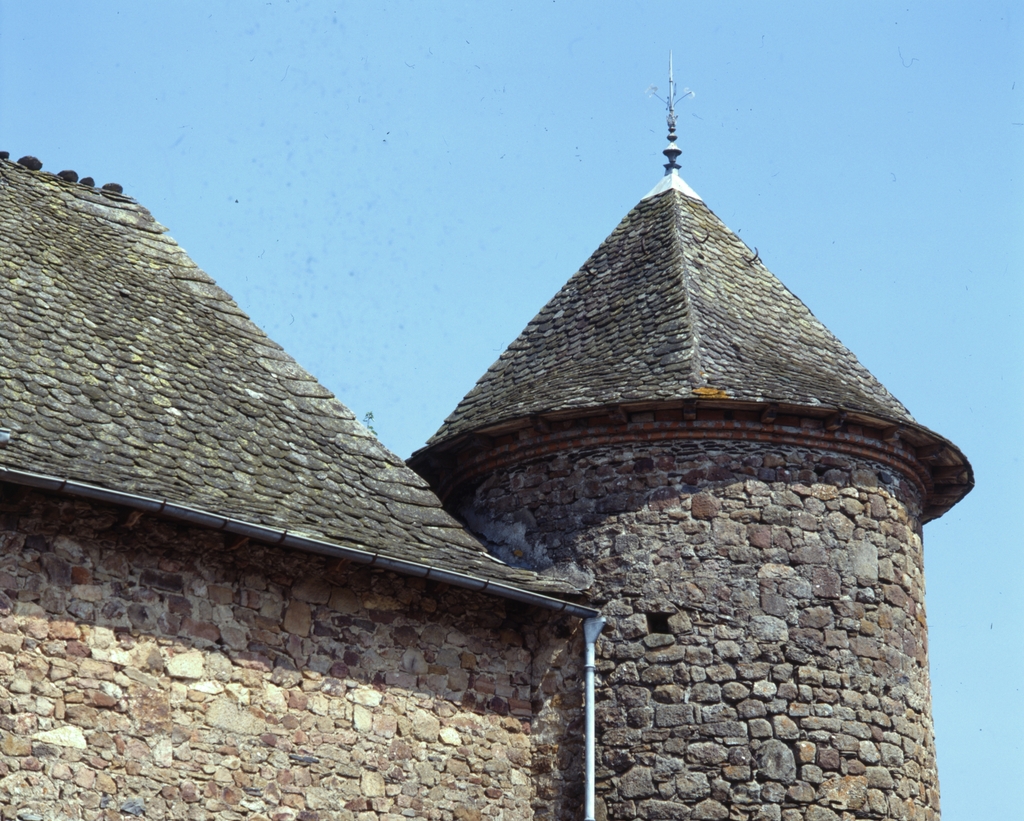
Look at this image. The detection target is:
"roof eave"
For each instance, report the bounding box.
[409,397,972,524]
[0,464,595,617]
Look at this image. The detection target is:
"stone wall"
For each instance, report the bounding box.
[0,486,546,821]
[459,440,939,821]
[524,619,586,821]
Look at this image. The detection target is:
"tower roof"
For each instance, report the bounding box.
[426,173,915,445]
[0,156,579,601]
[413,172,972,520]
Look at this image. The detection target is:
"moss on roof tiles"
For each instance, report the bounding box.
[427,185,915,446]
[0,158,574,597]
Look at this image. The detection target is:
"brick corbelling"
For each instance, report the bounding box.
[435,420,934,506]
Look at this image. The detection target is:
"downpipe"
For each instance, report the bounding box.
[583,616,607,821]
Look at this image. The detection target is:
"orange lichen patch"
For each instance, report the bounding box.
[692,387,730,399]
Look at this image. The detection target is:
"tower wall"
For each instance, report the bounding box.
[457,438,939,821]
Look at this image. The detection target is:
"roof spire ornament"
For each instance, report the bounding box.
[648,52,694,176]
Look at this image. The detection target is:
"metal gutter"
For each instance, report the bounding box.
[0,464,599,620]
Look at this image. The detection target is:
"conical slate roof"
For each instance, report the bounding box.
[0,156,576,598]
[426,173,914,447]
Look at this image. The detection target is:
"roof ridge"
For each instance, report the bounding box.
[1,154,138,206]
[667,190,707,391]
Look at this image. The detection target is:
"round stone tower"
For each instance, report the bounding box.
[410,171,972,821]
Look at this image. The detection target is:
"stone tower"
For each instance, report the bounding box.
[410,169,972,820]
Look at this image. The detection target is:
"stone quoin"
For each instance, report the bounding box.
[0,124,971,821]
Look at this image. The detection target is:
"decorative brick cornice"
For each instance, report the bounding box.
[409,402,973,523]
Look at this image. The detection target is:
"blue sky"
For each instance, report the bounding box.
[1,2,1021,816]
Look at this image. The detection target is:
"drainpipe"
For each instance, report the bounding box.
[583,615,607,821]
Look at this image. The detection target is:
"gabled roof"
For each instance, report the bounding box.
[0,156,580,602]
[425,173,915,447]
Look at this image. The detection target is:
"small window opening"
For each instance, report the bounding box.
[646,613,672,635]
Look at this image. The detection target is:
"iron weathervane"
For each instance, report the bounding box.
[647,52,694,175]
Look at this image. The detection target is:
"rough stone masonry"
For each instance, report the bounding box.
[460,440,938,821]
[0,487,587,821]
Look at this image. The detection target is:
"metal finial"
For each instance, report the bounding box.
[667,52,678,135]
[647,52,693,176]
[663,52,682,175]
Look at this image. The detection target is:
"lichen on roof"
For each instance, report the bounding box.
[427,180,915,446]
[0,157,575,597]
